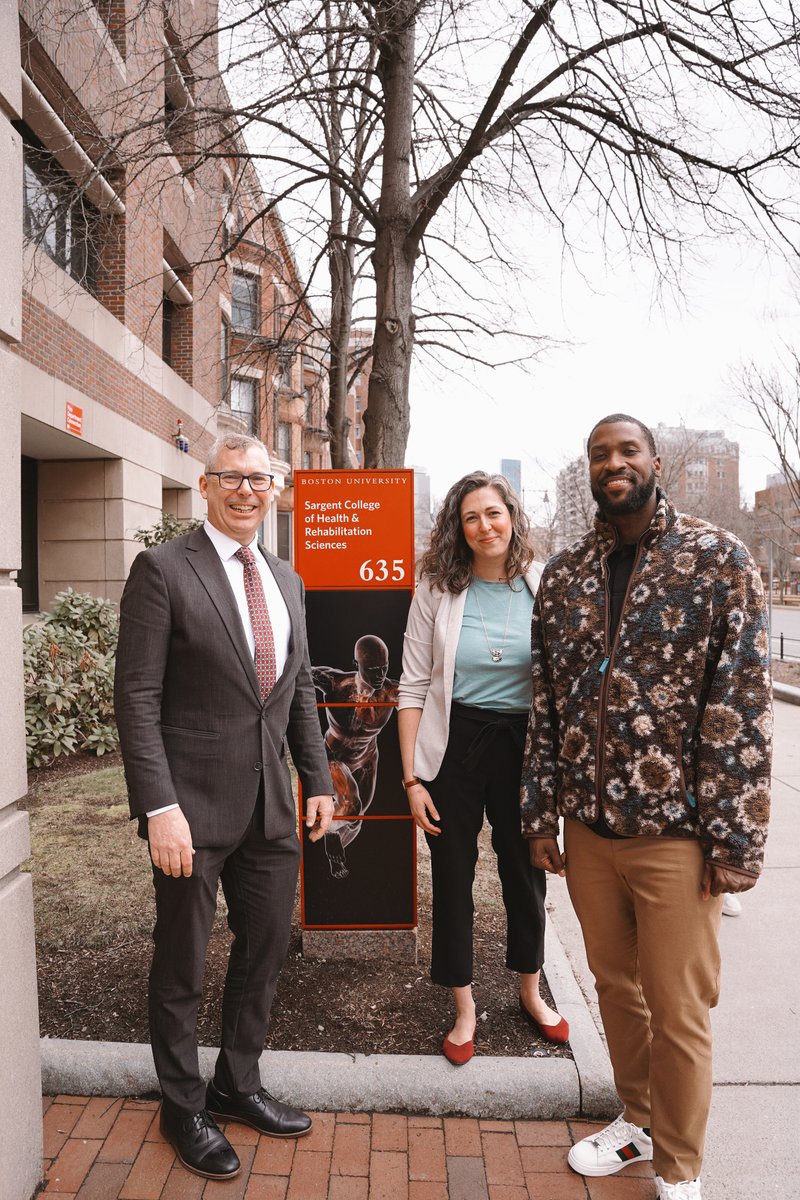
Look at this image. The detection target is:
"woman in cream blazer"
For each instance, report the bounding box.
[398,471,568,1065]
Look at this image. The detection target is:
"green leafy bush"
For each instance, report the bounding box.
[23,589,120,768]
[134,513,203,547]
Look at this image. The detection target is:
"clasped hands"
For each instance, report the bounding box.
[148,794,335,878]
[528,836,757,898]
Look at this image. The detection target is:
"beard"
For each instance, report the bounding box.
[591,468,658,517]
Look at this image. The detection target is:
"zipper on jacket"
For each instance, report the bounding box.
[594,533,648,815]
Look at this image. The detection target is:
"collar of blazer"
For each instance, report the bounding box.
[185,527,301,704]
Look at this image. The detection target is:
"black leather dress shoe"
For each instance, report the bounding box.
[160,1107,240,1179]
[206,1079,313,1138]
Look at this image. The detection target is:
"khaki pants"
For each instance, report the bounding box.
[565,819,722,1184]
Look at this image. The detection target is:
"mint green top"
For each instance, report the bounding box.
[452,578,534,712]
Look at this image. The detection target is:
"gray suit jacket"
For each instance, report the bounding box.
[114,527,332,846]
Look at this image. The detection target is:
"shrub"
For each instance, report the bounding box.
[23,589,120,768]
[134,513,203,547]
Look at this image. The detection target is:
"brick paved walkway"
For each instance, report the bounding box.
[42,1095,658,1199]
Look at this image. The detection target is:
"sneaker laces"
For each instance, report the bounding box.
[593,1115,644,1151]
[657,1179,702,1199]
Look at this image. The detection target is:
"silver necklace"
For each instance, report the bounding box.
[472,580,515,663]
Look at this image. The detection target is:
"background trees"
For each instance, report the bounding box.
[26,2,800,468]
[215,1,800,465]
[737,352,800,597]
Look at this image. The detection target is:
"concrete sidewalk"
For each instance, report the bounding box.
[38,700,797,1199]
[548,698,800,1200]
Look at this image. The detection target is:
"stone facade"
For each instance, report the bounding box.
[0,3,42,1196]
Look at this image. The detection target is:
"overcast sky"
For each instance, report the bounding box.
[223,4,800,518]
[406,233,799,517]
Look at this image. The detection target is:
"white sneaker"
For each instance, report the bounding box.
[656,1176,703,1198]
[567,1113,653,1176]
[721,894,742,917]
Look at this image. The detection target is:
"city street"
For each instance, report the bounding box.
[769,603,800,661]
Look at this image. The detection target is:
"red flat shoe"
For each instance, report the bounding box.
[519,997,570,1045]
[442,1028,476,1066]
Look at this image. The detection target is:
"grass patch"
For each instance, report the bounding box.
[24,764,152,949]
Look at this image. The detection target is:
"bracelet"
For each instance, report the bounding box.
[402,776,422,791]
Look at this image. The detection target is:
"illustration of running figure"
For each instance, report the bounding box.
[312,635,399,879]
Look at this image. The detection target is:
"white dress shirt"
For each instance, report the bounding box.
[147,521,292,819]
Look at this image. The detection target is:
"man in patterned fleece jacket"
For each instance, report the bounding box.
[521,414,772,1200]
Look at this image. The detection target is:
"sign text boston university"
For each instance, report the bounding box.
[294,471,416,959]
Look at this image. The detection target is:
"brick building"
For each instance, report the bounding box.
[13,0,329,613]
[345,327,372,467]
[653,423,739,512]
[554,453,595,551]
[754,473,800,598]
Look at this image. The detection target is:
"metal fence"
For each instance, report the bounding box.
[771,632,800,662]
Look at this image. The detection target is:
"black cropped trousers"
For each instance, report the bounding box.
[424,702,547,988]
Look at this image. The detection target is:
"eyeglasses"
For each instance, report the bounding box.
[206,471,275,492]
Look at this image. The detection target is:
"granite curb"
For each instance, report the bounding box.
[773,679,800,705]
[39,917,618,1121]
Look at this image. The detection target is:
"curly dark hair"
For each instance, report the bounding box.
[418,471,535,594]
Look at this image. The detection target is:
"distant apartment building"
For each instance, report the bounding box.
[653,424,739,512]
[554,453,594,551]
[500,457,522,497]
[13,0,328,610]
[345,327,372,467]
[754,473,800,596]
[412,465,433,561]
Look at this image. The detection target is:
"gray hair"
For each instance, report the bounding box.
[205,434,271,473]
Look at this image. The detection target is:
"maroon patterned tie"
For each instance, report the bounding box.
[235,546,277,698]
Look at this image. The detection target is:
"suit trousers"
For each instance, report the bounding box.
[148,788,300,1115]
[425,703,547,988]
[565,818,722,1184]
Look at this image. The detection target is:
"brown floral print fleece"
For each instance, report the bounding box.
[521,492,772,875]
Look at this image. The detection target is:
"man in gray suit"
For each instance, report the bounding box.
[115,434,334,1181]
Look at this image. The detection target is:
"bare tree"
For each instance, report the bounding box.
[27,1,800,468]
[736,350,800,524]
[733,350,800,599]
[216,1,800,468]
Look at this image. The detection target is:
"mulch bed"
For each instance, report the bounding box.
[31,752,570,1061]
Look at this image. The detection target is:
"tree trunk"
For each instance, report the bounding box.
[327,239,355,468]
[363,2,417,470]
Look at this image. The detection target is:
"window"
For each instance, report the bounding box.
[164,26,195,171]
[23,137,99,293]
[220,315,230,402]
[162,297,176,366]
[355,424,361,438]
[277,511,292,562]
[19,456,39,613]
[230,376,257,434]
[303,451,312,469]
[232,270,259,331]
[277,421,292,462]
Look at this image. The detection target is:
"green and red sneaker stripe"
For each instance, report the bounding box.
[617,1143,644,1161]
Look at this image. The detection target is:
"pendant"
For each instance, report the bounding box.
[490,648,503,663]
